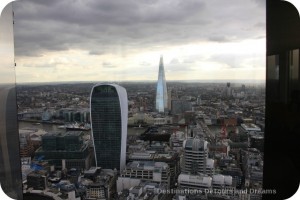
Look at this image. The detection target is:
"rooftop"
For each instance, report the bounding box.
[126,161,169,171]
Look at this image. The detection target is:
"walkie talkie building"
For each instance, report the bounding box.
[90,84,128,171]
[156,56,168,113]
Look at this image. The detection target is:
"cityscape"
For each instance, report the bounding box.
[16,56,266,200]
[0,0,268,199]
[3,0,300,199]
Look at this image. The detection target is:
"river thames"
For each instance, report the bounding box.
[18,121,147,136]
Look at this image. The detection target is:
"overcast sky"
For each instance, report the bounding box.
[12,0,266,83]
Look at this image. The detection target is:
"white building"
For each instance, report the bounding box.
[178,174,212,189]
[117,161,171,191]
[182,137,214,175]
[241,123,261,132]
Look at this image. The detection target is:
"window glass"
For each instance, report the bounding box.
[0,2,23,200]
[10,0,266,199]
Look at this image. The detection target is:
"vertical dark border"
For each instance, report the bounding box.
[264,0,300,199]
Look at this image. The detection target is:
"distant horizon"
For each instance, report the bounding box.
[16,79,266,85]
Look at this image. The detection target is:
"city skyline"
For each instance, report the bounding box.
[13,0,265,83]
[1,0,298,199]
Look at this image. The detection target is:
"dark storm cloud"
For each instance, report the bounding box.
[13,0,265,59]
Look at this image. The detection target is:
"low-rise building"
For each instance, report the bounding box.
[118,161,171,191]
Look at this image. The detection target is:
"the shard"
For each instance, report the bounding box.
[156,56,168,113]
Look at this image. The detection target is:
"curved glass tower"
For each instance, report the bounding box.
[90,84,128,171]
[156,56,168,113]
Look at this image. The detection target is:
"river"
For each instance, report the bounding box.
[18,121,147,136]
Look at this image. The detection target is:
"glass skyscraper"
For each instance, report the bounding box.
[90,84,128,171]
[156,56,168,113]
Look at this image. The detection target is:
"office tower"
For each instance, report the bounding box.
[19,131,35,158]
[182,137,214,175]
[35,131,91,170]
[167,88,172,110]
[156,56,168,113]
[90,84,128,171]
[226,82,231,97]
[171,99,192,115]
[0,4,23,199]
[241,84,246,92]
[197,95,202,105]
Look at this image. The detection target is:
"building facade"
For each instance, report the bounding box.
[35,131,91,170]
[156,56,168,113]
[118,161,171,189]
[171,99,192,115]
[90,84,128,170]
[182,137,214,175]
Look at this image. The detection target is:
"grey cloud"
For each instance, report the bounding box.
[22,63,54,68]
[208,35,231,43]
[140,62,151,66]
[89,50,105,55]
[102,62,117,68]
[23,0,61,7]
[254,22,266,29]
[168,63,195,72]
[170,59,180,64]
[210,54,245,69]
[251,0,266,7]
[183,59,195,64]
[13,0,265,58]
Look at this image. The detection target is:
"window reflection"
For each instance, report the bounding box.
[0,3,23,200]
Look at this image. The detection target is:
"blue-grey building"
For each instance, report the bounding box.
[171,99,192,115]
[35,131,92,170]
[156,56,168,113]
[90,84,128,171]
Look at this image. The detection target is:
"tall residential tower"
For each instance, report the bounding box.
[156,56,168,113]
[90,84,128,171]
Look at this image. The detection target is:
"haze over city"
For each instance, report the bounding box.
[13,0,266,83]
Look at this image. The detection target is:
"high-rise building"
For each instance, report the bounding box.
[171,99,192,115]
[182,137,214,176]
[156,56,168,113]
[226,82,232,97]
[90,84,128,171]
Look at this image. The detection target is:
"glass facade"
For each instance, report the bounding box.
[156,56,168,113]
[90,84,127,170]
[0,3,23,199]
[36,131,90,169]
